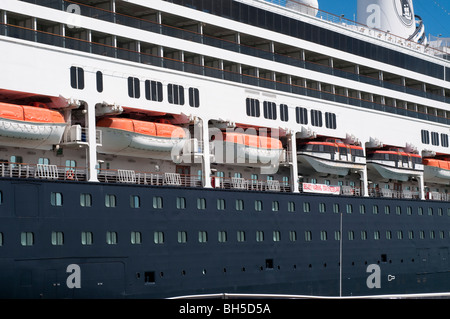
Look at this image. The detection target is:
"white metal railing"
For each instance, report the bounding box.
[35,164,59,180]
[260,0,448,60]
[0,162,87,181]
[2,161,450,201]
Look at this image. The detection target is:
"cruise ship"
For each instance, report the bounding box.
[0,0,450,299]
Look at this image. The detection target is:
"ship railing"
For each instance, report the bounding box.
[213,176,290,193]
[0,162,88,181]
[368,187,420,199]
[2,23,450,125]
[427,192,450,202]
[15,0,450,104]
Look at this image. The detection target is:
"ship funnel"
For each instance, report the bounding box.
[286,0,319,16]
[357,0,426,44]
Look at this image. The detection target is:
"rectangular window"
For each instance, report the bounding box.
[51,192,63,206]
[320,231,327,241]
[237,231,246,242]
[145,80,163,102]
[333,203,340,213]
[130,195,140,208]
[374,231,380,240]
[288,201,295,212]
[246,98,260,117]
[178,231,187,244]
[295,107,308,124]
[421,130,430,144]
[131,231,142,244]
[105,194,116,208]
[128,77,140,98]
[106,231,118,244]
[217,199,225,210]
[263,101,277,120]
[431,132,440,146]
[305,231,312,241]
[176,197,186,209]
[80,193,92,207]
[303,202,310,212]
[21,232,34,246]
[359,205,366,214]
[346,204,353,214]
[81,231,93,245]
[348,231,354,240]
[335,231,341,241]
[256,231,264,242]
[188,87,200,107]
[289,231,297,242]
[255,200,263,211]
[70,66,84,90]
[197,198,206,210]
[96,71,103,93]
[441,134,449,147]
[153,196,163,209]
[235,199,244,211]
[198,231,208,243]
[51,231,64,245]
[272,201,279,211]
[319,203,326,213]
[154,231,164,244]
[280,104,289,122]
[218,231,227,243]
[273,230,281,242]
[168,84,185,105]
[325,112,337,129]
[310,110,323,127]
[361,231,367,240]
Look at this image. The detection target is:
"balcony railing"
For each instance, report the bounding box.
[0,161,449,201]
[1,22,449,125]
[14,0,450,104]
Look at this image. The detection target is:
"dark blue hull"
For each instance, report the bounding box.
[0,177,449,298]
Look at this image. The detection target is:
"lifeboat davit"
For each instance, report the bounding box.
[0,102,66,149]
[297,138,366,176]
[97,117,187,159]
[212,132,284,165]
[423,158,450,184]
[366,148,423,181]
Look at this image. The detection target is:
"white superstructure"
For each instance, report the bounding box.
[0,0,449,199]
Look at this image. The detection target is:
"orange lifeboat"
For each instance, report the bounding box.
[423,157,450,183]
[296,138,366,176]
[0,102,66,149]
[366,147,423,181]
[96,117,187,158]
[213,132,283,165]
